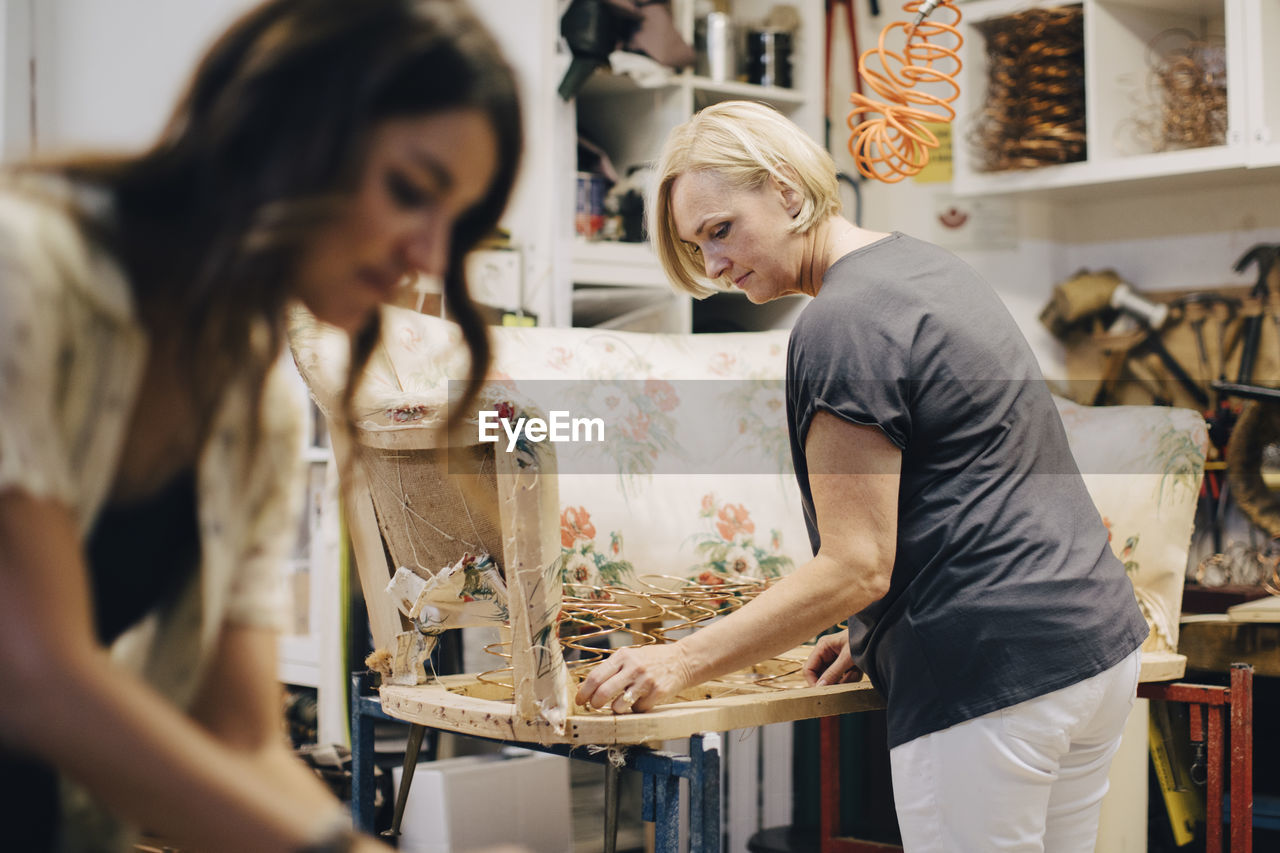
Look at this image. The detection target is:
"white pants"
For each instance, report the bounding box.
[889,648,1141,853]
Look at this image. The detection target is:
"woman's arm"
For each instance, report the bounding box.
[576,410,901,712]
[0,490,384,852]
[188,622,345,816]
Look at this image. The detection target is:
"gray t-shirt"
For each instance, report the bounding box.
[786,232,1148,748]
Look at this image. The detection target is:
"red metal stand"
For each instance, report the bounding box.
[818,715,901,852]
[819,663,1254,852]
[1138,663,1254,853]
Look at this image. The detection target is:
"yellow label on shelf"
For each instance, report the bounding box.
[501,313,537,328]
[913,122,953,184]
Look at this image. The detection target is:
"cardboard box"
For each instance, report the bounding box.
[391,748,572,853]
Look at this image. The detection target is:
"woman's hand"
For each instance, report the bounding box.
[803,630,863,686]
[575,643,695,714]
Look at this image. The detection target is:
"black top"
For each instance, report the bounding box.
[786,233,1148,748]
[0,468,200,850]
[86,467,202,645]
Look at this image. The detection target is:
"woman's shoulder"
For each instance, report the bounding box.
[0,170,132,320]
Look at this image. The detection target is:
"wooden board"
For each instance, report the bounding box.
[330,427,405,653]
[1226,595,1280,623]
[495,432,572,729]
[380,675,885,746]
[378,647,1183,746]
[1178,615,1280,676]
[1139,649,1187,683]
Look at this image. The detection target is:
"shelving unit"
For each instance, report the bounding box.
[952,0,1280,197]
[278,361,347,747]
[468,0,826,330]
[276,445,332,688]
[1242,0,1280,165]
[563,0,824,330]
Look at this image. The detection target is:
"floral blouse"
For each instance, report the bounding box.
[0,174,303,848]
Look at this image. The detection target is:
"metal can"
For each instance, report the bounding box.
[697,12,734,82]
[746,29,792,89]
[575,172,607,240]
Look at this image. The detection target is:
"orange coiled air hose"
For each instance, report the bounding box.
[847,0,964,183]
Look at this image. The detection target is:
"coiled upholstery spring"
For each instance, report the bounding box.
[847,0,964,183]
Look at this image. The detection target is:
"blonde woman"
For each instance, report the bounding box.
[577,101,1144,852]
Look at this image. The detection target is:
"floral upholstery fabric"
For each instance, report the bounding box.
[360,305,1206,648]
[294,304,1206,725]
[1054,397,1207,652]
[364,307,812,593]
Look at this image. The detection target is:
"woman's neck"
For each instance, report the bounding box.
[797,217,892,297]
[110,334,202,503]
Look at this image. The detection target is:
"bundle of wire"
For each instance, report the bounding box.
[847,0,964,183]
[968,6,1086,171]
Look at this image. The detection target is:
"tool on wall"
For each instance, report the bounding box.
[825,0,862,151]
[1167,293,1239,412]
[1217,244,1280,540]
[1229,245,1280,387]
[845,0,963,182]
[557,0,694,100]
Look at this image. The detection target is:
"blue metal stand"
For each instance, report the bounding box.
[349,673,389,835]
[350,672,723,851]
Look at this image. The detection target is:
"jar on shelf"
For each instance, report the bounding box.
[575,172,608,240]
[745,28,792,88]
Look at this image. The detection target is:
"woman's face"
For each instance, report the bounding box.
[296,109,499,332]
[669,169,805,304]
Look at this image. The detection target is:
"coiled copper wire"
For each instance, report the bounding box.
[968,6,1086,171]
[1137,29,1227,152]
[466,572,787,707]
[847,0,964,183]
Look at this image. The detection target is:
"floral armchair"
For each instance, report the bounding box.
[289,304,1205,744]
[1054,397,1207,668]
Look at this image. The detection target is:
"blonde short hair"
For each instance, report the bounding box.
[651,101,840,297]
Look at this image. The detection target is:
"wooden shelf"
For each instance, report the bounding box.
[1181,581,1273,614]
[1179,615,1280,675]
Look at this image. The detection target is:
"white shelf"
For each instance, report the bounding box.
[580,69,679,97]
[954,144,1280,198]
[579,70,807,109]
[278,635,320,688]
[686,74,806,107]
[570,240,669,288]
[302,445,332,464]
[952,0,1280,197]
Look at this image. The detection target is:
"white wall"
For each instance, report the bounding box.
[28,0,256,153]
[464,0,571,326]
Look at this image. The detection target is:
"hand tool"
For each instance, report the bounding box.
[1232,243,1280,386]
[1168,292,1241,409]
[826,0,863,150]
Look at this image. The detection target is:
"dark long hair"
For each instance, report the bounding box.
[34,0,519,447]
